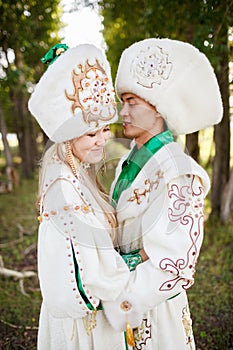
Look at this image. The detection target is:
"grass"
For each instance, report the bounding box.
[0,175,41,349]
[0,171,232,349]
[189,219,233,350]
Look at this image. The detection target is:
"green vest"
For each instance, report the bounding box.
[112,130,174,207]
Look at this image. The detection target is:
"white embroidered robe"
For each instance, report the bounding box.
[103,142,210,350]
[37,159,134,350]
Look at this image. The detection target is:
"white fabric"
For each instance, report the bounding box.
[103,142,210,349]
[28,44,118,142]
[37,160,133,349]
[115,38,223,135]
[38,303,127,350]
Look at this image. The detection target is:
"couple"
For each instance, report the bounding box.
[28,38,222,350]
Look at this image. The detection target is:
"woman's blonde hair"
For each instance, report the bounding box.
[38,142,117,245]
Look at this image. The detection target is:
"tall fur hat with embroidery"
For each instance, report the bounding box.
[28,43,118,142]
[115,38,223,135]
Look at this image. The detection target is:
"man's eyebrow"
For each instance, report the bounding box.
[123,96,135,103]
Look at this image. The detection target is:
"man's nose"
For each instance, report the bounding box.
[120,104,128,117]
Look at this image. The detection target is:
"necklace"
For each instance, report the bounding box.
[80,161,90,172]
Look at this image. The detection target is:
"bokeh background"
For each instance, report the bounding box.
[0,1,232,349]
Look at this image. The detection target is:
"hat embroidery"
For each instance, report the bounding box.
[65,60,117,126]
[131,46,172,88]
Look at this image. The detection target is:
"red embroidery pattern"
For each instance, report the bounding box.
[134,319,152,349]
[159,175,204,291]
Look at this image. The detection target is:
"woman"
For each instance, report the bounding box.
[28,43,143,350]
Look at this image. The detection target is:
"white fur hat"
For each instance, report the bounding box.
[28,44,118,142]
[115,38,223,135]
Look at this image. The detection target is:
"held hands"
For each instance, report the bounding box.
[121,248,149,271]
[139,248,149,262]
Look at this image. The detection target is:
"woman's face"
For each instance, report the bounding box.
[71,125,111,164]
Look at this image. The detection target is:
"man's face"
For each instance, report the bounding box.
[120,93,159,145]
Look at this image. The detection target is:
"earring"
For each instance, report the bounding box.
[100,148,106,176]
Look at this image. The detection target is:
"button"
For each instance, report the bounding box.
[120,300,132,312]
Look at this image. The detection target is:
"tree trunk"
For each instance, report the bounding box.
[0,101,13,167]
[185,132,199,162]
[220,168,233,223]
[210,24,230,219]
[10,48,39,178]
[0,101,19,192]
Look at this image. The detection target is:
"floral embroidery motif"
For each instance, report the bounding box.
[182,305,194,349]
[65,59,117,126]
[133,319,152,349]
[159,176,204,291]
[128,170,164,204]
[131,46,172,88]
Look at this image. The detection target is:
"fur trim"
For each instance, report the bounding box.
[116,38,223,135]
[28,44,118,142]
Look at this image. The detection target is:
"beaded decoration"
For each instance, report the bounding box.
[131,45,172,87]
[65,59,117,126]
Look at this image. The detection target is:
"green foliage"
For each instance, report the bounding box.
[100,0,233,79]
[0,0,64,67]
[0,0,64,131]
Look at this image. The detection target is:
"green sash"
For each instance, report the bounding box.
[112,130,173,206]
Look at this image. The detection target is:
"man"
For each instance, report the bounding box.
[103,38,223,349]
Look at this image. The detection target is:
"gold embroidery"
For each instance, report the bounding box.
[134,320,145,342]
[65,59,116,126]
[182,305,194,350]
[133,319,152,347]
[128,188,147,205]
[65,60,105,114]
[128,170,164,204]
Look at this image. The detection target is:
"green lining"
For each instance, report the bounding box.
[71,244,94,310]
[124,331,129,350]
[167,292,181,300]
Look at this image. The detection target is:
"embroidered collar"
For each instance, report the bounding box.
[112,130,173,206]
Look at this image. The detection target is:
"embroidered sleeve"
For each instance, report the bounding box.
[102,174,206,330]
[158,174,204,291]
[38,177,129,319]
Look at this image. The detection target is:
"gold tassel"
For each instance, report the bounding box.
[70,319,76,341]
[126,321,135,347]
[82,309,97,335]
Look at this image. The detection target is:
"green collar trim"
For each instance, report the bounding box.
[112,130,173,206]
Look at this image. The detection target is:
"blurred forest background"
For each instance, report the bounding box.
[0,0,233,349]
